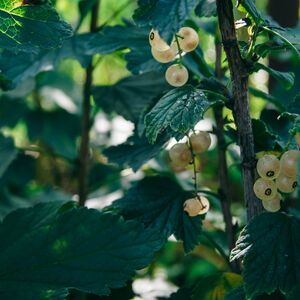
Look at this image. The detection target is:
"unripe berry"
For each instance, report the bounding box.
[184,196,210,216]
[262,192,282,212]
[253,178,277,201]
[149,29,170,51]
[169,143,192,167]
[280,150,299,177]
[151,44,177,63]
[256,155,280,180]
[189,132,211,153]
[295,133,300,147]
[177,27,199,52]
[276,173,298,193]
[165,64,188,87]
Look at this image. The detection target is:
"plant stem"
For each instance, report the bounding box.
[175,34,183,63]
[213,39,240,273]
[216,0,263,221]
[78,1,100,208]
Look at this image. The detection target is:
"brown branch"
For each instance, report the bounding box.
[78,1,100,207]
[216,0,263,221]
[213,40,240,273]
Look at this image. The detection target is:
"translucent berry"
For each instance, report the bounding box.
[253,178,277,201]
[151,44,177,63]
[280,150,299,177]
[149,29,170,51]
[177,27,199,52]
[189,132,211,153]
[165,64,188,87]
[276,173,298,193]
[262,192,282,212]
[184,196,210,216]
[295,133,300,148]
[169,143,192,167]
[256,155,280,179]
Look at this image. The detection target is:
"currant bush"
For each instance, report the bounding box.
[189,131,211,154]
[276,173,298,193]
[169,143,192,166]
[253,178,277,201]
[151,45,177,63]
[280,150,299,177]
[184,196,210,216]
[256,154,280,180]
[149,29,170,51]
[165,64,189,87]
[177,27,199,52]
[262,192,282,212]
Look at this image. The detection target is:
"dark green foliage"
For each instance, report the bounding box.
[0,202,163,299]
[0,34,94,88]
[25,110,80,159]
[113,176,203,252]
[145,85,219,144]
[133,0,199,44]
[0,96,28,127]
[224,286,246,300]
[195,0,217,18]
[230,212,300,298]
[0,1,72,53]
[0,134,18,178]
[92,72,169,123]
[103,132,170,172]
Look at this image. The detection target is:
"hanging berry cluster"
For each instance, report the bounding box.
[253,133,299,212]
[149,27,199,87]
[168,131,211,216]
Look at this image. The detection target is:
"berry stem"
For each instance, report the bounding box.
[185,132,205,209]
[175,34,184,63]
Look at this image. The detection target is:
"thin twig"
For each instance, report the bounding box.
[78,1,100,208]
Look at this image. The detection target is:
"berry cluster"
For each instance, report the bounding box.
[168,132,211,216]
[253,149,299,212]
[149,27,199,87]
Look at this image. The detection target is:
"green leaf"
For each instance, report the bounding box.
[0,34,93,89]
[0,96,28,128]
[192,272,243,300]
[237,0,263,23]
[86,25,150,54]
[195,0,217,18]
[103,132,170,172]
[159,288,192,300]
[25,110,80,159]
[0,1,72,53]
[0,134,17,178]
[252,119,278,152]
[254,63,295,90]
[92,72,169,123]
[113,176,203,252]
[230,212,300,298]
[145,85,217,144]
[224,286,246,300]
[248,87,285,112]
[133,0,199,44]
[0,202,163,299]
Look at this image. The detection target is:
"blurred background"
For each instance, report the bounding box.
[0,0,299,299]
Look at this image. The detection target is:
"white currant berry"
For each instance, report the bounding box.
[276,173,298,193]
[253,178,277,201]
[295,133,300,147]
[280,150,299,177]
[165,64,188,87]
[256,155,280,180]
[189,132,211,153]
[149,29,170,51]
[169,143,192,167]
[184,196,210,216]
[262,192,282,212]
[151,44,177,63]
[177,27,199,52]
